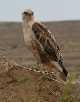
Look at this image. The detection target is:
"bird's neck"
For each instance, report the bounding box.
[23,18,35,46]
[24,17,35,27]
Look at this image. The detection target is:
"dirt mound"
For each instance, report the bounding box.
[0,57,64,102]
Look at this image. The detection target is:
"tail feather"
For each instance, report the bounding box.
[51,61,68,81]
[59,60,68,77]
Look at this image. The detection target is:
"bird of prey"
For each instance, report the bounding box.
[22,9,68,81]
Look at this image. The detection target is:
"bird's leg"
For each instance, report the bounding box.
[31,40,41,63]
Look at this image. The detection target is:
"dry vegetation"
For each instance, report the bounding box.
[0,57,64,102]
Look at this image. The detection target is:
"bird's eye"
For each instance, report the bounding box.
[23,12,33,16]
[24,12,28,15]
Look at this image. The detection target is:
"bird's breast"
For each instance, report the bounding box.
[23,26,33,45]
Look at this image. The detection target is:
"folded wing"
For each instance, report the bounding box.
[32,22,68,77]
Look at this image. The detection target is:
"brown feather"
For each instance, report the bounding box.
[32,22,68,78]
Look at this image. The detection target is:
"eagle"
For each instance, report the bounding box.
[22,9,68,81]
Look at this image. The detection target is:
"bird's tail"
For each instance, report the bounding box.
[51,60,68,81]
[59,60,68,81]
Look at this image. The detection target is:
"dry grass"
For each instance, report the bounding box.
[60,72,80,102]
[0,57,64,102]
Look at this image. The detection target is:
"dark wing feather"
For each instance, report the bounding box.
[32,22,68,76]
[32,22,60,61]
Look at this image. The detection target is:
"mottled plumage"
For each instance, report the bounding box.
[32,23,68,77]
[22,9,68,81]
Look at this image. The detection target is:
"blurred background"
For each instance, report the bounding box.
[0,0,80,21]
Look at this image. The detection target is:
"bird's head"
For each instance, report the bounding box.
[22,9,34,22]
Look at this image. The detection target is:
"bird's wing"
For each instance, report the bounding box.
[32,22,68,77]
[32,22,61,62]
